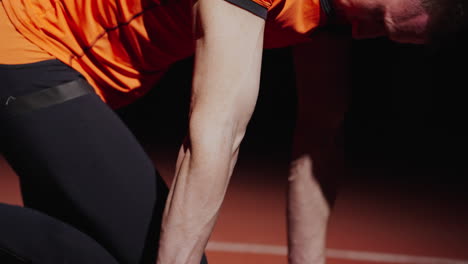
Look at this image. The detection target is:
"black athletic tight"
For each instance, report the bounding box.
[0,60,207,264]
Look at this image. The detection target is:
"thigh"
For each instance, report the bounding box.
[0,60,168,264]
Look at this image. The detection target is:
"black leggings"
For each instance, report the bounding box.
[0,60,207,264]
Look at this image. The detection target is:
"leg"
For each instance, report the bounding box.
[0,60,166,264]
[1,91,166,264]
[0,203,119,264]
[287,31,351,264]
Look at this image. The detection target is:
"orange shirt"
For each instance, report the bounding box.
[0,3,55,64]
[265,0,322,48]
[1,0,321,108]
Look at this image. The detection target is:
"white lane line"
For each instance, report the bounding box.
[207,241,287,255]
[206,241,468,264]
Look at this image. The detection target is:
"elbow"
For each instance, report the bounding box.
[188,110,248,158]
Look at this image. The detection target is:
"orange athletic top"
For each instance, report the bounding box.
[1,0,322,108]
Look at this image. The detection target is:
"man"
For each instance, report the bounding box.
[0,0,461,263]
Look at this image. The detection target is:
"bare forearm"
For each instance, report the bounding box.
[157,128,240,263]
[288,156,329,264]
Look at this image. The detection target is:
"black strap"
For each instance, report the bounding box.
[1,78,94,115]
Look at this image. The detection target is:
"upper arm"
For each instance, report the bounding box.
[189,0,266,150]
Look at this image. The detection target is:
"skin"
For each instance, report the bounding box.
[335,0,430,43]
